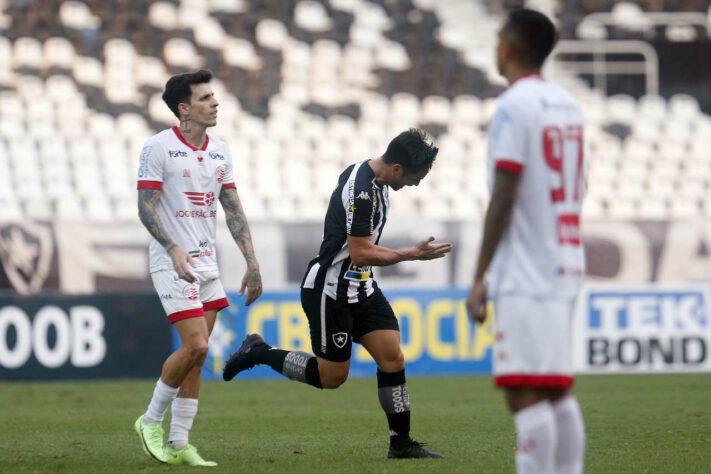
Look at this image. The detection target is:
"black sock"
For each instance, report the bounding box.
[377,369,411,442]
[253,344,322,389]
[252,343,288,371]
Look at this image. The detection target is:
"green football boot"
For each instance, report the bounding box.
[134,415,168,463]
[166,443,217,467]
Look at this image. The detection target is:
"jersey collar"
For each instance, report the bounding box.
[172,126,210,151]
[509,72,543,87]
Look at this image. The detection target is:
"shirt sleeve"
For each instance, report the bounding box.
[345,172,375,237]
[489,102,527,174]
[136,139,165,189]
[221,146,236,190]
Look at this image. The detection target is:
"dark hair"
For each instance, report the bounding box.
[383,129,438,175]
[502,9,557,69]
[162,69,213,119]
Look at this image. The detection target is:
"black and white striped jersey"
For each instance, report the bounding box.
[301,160,390,303]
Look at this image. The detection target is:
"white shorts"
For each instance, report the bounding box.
[493,294,575,389]
[151,269,229,324]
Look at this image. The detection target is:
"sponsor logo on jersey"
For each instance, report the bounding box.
[160,294,173,300]
[184,191,215,207]
[215,165,226,183]
[182,284,199,301]
[168,150,188,158]
[209,151,225,160]
[346,181,354,229]
[332,332,348,349]
[188,249,214,258]
[138,145,152,178]
[175,210,217,218]
[356,191,370,200]
[344,262,371,281]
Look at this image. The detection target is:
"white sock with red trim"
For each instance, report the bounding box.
[552,396,585,474]
[143,378,179,425]
[168,397,198,450]
[514,400,556,474]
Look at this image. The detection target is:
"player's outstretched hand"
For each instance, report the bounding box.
[467,279,487,323]
[239,264,263,306]
[168,245,197,283]
[412,236,453,261]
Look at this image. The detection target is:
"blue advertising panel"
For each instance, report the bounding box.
[572,285,711,373]
[186,288,496,380]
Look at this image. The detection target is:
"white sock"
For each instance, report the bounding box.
[514,400,557,474]
[143,379,179,425]
[553,396,585,474]
[168,397,198,450]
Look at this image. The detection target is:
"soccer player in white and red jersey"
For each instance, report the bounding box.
[134,70,263,466]
[467,9,586,474]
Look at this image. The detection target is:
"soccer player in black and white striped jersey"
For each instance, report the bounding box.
[224,129,453,458]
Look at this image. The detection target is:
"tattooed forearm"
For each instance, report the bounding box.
[219,188,258,266]
[474,170,519,280]
[138,189,176,251]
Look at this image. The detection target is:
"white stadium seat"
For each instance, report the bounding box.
[294,1,333,32]
[1,0,710,224]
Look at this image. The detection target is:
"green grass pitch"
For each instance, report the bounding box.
[2,374,710,472]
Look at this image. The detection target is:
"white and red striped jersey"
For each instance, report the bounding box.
[486,74,586,298]
[137,127,235,273]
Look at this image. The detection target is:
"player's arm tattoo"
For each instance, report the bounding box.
[474,169,521,280]
[138,189,176,252]
[219,187,259,268]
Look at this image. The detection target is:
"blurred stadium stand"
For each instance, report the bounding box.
[0,0,710,223]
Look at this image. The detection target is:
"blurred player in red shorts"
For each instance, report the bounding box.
[467,9,586,474]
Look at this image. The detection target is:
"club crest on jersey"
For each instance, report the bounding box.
[332,332,348,349]
[197,156,205,166]
[182,284,199,301]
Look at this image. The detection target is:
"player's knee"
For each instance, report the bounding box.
[378,348,405,372]
[320,368,349,389]
[184,341,209,366]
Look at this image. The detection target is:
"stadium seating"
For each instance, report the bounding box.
[0,0,710,223]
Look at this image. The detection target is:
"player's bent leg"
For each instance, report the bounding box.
[507,388,557,474]
[315,357,350,388]
[223,334,328,389]
[360,330,443,459]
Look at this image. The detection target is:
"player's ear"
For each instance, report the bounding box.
[392,164,403,177]
[178,101,190,118]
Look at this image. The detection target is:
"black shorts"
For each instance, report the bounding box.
[300,287,400,362]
